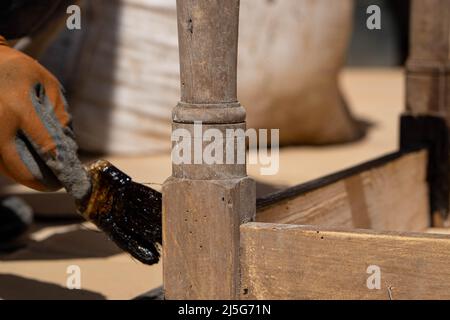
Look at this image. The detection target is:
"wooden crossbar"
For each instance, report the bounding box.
[241,222,450,300]
[257,150,430,232]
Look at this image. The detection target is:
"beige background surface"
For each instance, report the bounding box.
[0,68,404,299]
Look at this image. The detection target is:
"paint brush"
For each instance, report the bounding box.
[76,160,162,265]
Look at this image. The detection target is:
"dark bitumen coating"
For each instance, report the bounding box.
[78,160,162,265]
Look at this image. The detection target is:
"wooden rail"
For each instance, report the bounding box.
[241,223,450,300]
[257,150,430,232]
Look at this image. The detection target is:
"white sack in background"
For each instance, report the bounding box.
[43,0,361,155]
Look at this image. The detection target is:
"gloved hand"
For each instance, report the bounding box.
[0,35,91,200]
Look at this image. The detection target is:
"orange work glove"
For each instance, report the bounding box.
[0,35,90,200]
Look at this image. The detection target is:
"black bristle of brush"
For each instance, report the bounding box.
[83,162,162,265]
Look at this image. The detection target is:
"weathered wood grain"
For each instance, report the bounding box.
[163,0,256,300]
[163,177,255,300]
[257,150,430,232]
[407,0,450,117]
[241,222,450,300]
[405,0,450,224]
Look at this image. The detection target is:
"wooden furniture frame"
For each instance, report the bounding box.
[162,0,450,300]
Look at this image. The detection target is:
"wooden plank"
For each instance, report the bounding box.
[240,222,450,300]
[427,228,450,234]
[256,150,430,232]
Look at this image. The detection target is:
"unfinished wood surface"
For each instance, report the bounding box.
[163,0,256,300]
[176,0,239,104]
[163,178,255,299]
[241,222,450,300]
[407,0,450,117]
[427,228,450,234]
[256,150,430,232]
[406,0,450,225]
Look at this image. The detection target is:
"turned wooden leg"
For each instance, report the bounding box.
[162,0,256,300]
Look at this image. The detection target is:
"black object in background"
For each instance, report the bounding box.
[347,0,411,66]
[0,197,33,243]
[0,0,73,40]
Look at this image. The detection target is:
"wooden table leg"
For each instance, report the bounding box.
[162,0,256,300]
[403,0,450,225]
[406,0,449,117]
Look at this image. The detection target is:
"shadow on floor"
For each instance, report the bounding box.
[0,274,105,300]
[1,228,122,261]
[255,180,285,199]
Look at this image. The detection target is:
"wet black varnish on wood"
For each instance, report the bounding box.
[78,160,162,265]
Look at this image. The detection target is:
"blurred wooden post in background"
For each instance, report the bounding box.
[404,0,450,225]
[162,0,256,299]
[407,0,450,118]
